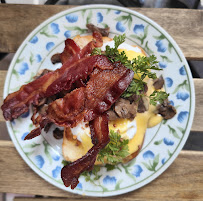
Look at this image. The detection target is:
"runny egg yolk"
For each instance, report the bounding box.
[118,48,145,80]
[118,49,144,60]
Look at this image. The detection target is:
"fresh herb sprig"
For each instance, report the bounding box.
[97,130,129,165]
[92,34,169,106]
[149,91,169,106]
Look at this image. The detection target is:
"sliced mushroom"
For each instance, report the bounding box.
[126,94,140,103]
[114,98,137,120]
[34,69,53,80]
[51,53,61,64]
[107,109,119,121]
[153,75,164,90]
[137,96,149,113]
[86,23,110,37]
[157,99,176,120]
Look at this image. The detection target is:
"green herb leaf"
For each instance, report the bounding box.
[149,91,169,106]
[114,34,126,49]
[97,130,129,165]
[91,47,102,55]
[62,160,71,166]
[105,164,116,171]
[91,34,169,106]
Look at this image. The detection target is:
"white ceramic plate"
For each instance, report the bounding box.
[4,4,195,197]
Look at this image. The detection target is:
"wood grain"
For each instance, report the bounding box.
[0,5,202,60]
[0,140,202,200]
[0,70,202,131]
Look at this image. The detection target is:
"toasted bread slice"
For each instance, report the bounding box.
[73,35,112,48]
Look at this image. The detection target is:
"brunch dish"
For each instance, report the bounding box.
[1,5,195,196]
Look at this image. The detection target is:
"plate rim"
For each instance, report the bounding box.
[3,4,195,197]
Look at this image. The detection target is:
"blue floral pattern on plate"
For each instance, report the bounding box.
[161,158,166,164]
[29,36,38,44]
[52,166,61,178]
[163,138,174,146]
[97,12,103,23]
[64,30,71,38]
[66,14,78,23]
[159,61,167,68]
[4,5,194,197]
[176,92,189,101]
[132,165,143,177]
[165,77,173,87]
[115,10,121,14]
[46,42,55,51]
[178,111,189,123]
[103,176,117,185]
[179,66,186,75]
[116,21,126,32]
[143,150,155,160]
[36,54,42,63]
[155,40,167,52]
[133,24,144,35]
[35,155,45,168]
[18,62,29,75]
[76,183,82,190]
[51,23,60,34]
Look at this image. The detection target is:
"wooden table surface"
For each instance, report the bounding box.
[0,4,202,201]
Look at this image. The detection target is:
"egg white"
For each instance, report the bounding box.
[101,41,143,53]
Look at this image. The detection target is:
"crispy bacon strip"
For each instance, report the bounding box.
[60,39,81,64]
[24,64,133,140]
[47,64,134,127]
[1,55,113,121]
[61,113,110,189]
[1,31,104,121]
[60,31,103,64]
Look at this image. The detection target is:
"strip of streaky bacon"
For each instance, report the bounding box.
[1,32,113,121]
[61,113,110,189]
[24,63,134,140]
[60,31,102,64]
[60,38,80,64]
